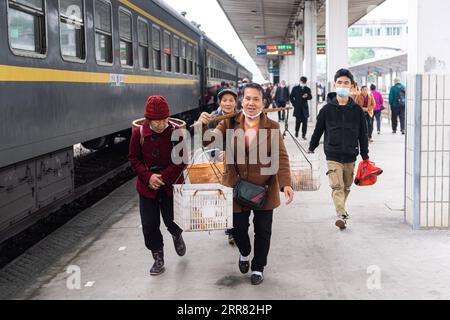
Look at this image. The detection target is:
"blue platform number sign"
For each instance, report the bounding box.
[256,45,267,56]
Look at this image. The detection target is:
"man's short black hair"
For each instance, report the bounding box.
[243,83,264,99]
[221,81,226,86]
[300,76,307,83]
[370,84,376,90]
[334,68,355,84]
[361,85,368,90]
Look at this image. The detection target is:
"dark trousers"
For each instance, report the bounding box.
[374,110,382,132]
[391,106,405,132]
[139,192,182,252]
[365,113,374,138]
[233,210,273,272]
[295,117,308,137]
[276,101,286,121]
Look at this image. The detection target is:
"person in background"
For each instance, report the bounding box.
[274,80,290,122]
[350,82,360,100]
[263,83,273,109]
[355,85,376,143]
[389,78,406,135]
[290,76,313,140]
[205,82,218,112]
[206,88,239,246]
[370,84,385,135]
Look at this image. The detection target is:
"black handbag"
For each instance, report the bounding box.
[233,164,269,210]
[229,117,269,210]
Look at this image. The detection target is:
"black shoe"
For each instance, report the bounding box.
[172,233,186,257]
[251,272,264,285]
[228,233,235,246]
[295,132,299,138]
[238,256,250,274]
[401,130,405,135]
[150,248,165,276]
[392,130,397,134]
[302,135,307,141]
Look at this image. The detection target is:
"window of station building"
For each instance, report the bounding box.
[187,43,193,75]
[7,0,47,55]
[374,27,382,37]
[94,0,113,64]
[365,27,373,37]
[119,9,133,67]
[137,18,149,69]
[152,25,161,71]
[393,27,401,36]
[59,0,85,60]
[163,31,172,72]
[348,27,362,37]
[173,36,180,73]
[386,27,393,36]
[181,40,187,74]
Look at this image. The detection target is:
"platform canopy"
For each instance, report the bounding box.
[217,0,386,79]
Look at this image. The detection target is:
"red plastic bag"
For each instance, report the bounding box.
[354,160,383,186]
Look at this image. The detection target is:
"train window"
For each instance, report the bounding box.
[94,0,113,64]
[193,46,197,76]
[187,43,192,75]
[152,26,161,71]
[173,36,180,73]
[59,0,85,61]
[7,0,47,55]
[119,9,133,67]
[181,40,186,74]
[163,31,172,72]
[137,18,149,69]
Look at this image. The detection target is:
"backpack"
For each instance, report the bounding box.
[396,84,406,107]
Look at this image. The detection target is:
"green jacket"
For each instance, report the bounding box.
[389,83,406,107]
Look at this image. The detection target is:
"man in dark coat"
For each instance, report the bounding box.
[274,80,290,121]
[290,76,313,139]
[308,69,369,231]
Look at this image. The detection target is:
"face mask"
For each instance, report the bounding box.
[242,109,262,120]
[300,83,306,87]
[336,87,350,97]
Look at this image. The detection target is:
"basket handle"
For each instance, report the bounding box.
[193,189,226,199]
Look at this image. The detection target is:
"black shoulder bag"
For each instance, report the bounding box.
[230,117,269,210]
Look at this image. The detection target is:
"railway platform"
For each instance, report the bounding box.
[1,114,450,300]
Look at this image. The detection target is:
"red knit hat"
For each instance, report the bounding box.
[144,96,170,120]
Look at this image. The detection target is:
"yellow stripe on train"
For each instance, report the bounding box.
[0,65,198,85]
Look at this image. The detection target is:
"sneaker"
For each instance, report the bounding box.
[150,248,165,276]
[392,130,397,134]
[172,233,186,257]
[377,131,381,135]
[238,255,250,274]
[251,272,264,285]
[401,130,405,135]
[335,218,347,230]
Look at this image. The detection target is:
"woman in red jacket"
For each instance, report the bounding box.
[128,96,186,276]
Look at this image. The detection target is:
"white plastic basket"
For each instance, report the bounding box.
[290,153,321,191]
[173,183,233,232]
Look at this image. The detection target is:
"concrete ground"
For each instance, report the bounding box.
[1,113,450,300]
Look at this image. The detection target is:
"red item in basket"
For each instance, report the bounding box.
[354,160,383,186]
